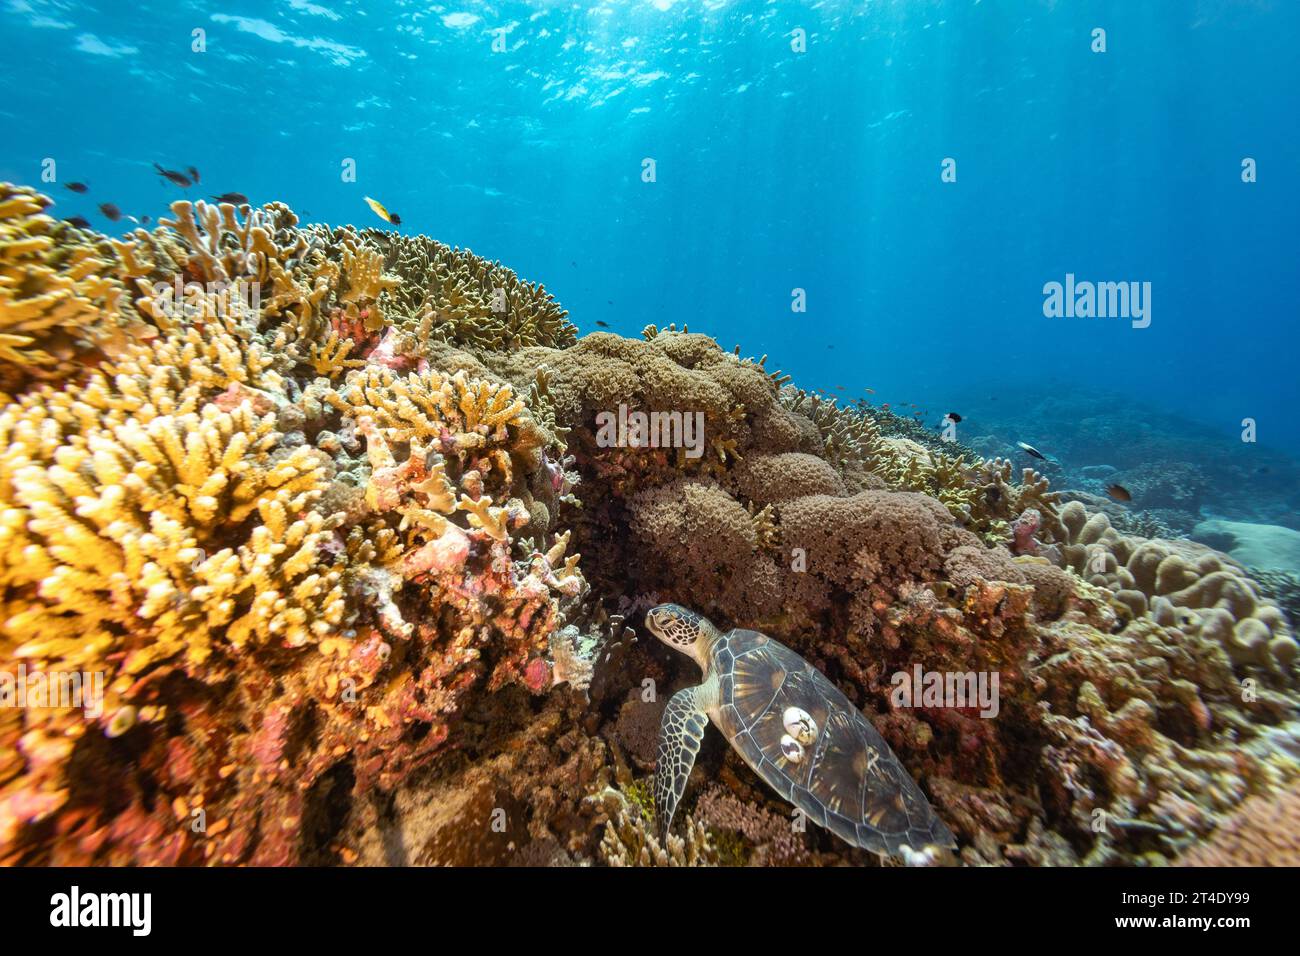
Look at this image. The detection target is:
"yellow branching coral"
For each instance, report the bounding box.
[0,184,135,386]
[357,230,574,350]
[339,239,399,332]
[327,366,543,471]
[2,396,340,679]
[156,199,306,288]
[0,185,588,868]
[459,493,511,541]
[310,330,363,377]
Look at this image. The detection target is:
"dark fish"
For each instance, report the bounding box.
[211,192,249,204]
[65,182,89,193]
[607,300,613,305]
[595,320,609,328]
[140,214,151,224]
[570,260,577,267]
[1016,441,1046,461]
[98,203,122,222]
[63,215,92,229]
[1105,483,1132,502]
[154,163,192,187]
[945,412,962,423]
[187,166,200,184]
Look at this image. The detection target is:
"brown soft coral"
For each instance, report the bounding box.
[730,451,847,503]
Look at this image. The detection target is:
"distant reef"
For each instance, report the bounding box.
[1,183,1297,866]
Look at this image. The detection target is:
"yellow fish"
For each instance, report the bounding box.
[363,196,401,225]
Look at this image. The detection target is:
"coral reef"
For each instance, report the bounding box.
[0,184,139,390]
[1175,778,1300,866]
[1,183,1297,868]
[1056,501,1296,676]
[0,190,584,865]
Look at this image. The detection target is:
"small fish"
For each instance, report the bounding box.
[570,260,577,267]
[211,192,249,205]
[154,163,192,187]
[1105,483,1132,502]
[595,320,609,328]
[98,203,122,222]
[1017,441,1046,461]
[827,344,834,349]
[945,412,962,423]
[607,300,613,305]
[65,182,89,194]
[882,403,891,413]
[140,214,151,224]
[63,215,92,229]
[864,387,875,394]
[835,385,845,390]
[363,196,401,225]
[187,166,201,184]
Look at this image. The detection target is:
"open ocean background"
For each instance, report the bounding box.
[2,0,1297,530]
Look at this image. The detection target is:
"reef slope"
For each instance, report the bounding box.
[0,185,1295,866]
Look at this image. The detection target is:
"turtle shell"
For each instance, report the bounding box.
[709,628,956,857]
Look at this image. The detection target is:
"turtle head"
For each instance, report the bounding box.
[646,604,714,661]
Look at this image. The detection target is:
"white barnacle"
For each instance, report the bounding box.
[780,734,805,762]
[782,706,818,746]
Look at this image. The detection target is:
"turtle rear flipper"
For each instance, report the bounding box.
[654,684,711,840]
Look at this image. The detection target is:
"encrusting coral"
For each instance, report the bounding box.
[0,183,1296,868]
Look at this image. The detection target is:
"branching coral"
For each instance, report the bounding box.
[595,784,717,866]
[0,186,586,865]
[357,230,575,351]
[0,184,137,387]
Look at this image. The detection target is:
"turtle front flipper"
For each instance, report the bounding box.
[654,685,710,840]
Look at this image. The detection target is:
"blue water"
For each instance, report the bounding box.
[2,0,1297,454]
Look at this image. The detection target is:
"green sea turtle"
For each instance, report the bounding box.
[646,603,956,860]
